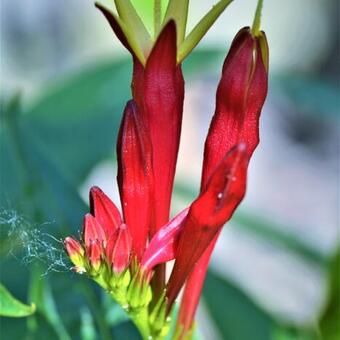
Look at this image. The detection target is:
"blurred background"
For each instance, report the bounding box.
[1,0,339,339]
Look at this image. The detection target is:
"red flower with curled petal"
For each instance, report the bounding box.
[166,143,249,309]
[177,25,269,335]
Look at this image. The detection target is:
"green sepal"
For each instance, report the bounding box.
[149,292,169,336]
[126,272,152,309]
[178,0,234,63]
[69,254,86,274]
[251,0,264,36]
[162,0,189,45]
[113,0,152,55]
[257,31,269,71]
[95,2,148,65]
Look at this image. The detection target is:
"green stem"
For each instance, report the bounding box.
[130,307,150,339]
[251,0,263,36]
[154,0,162,38]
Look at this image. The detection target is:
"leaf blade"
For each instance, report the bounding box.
[0,283,36,318]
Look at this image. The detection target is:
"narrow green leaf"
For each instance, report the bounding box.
[80,307,96,340]
[204,271,277,340]
[0,283,36,317]
[28,267,71,340]
[178,0,234,63]
[162,0,189,45]
[114,0,152,57]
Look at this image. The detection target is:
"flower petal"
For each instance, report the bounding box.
[166,144,248,308]
[89,186,122,239]
[117,100,154,260]
[141,208,189,272]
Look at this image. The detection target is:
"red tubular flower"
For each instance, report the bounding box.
[96,6,183,235]
[133,22,184,238]
[95,8,184,293]
[132,22,184,295]
[117,100,154,261]
[177,27,269,334]
[166,144,248,308]
[201,27,268,184]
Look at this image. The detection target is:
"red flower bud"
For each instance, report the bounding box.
[89,186,122,239]
[178,28,269,332]
[64,237,85,272]
[141,208,189,272]
[83,213,106,250]
[132,21,184,236]
[166,144,248,308]
[106,224,132,275]
[64,236,84,258]
[117,101,153,261]
[88,239,102,271]
[202,27,268,185]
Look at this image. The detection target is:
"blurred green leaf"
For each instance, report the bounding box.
[1,95,87,232]
[319,248,340,340]
[274,75,339,119]
[174,182,328,268]
[103,295,129,327]
[0,282,36,317]
[81,307,97,340]
[204,270,278,340]
[23,59,132,189]
[28,266,71,340]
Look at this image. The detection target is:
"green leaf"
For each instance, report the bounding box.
[162,0,189,44]
[319,248,340,340]
[173,181,328,268]
[80,307,97,340]
[0,283,36,317]
[274,74,339,120]
[178,0,234,62]
[203,270,278,340]
[28,266,71,340]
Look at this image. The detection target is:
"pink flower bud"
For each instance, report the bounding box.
[83,213,106,250]
[88,239,102,272]
[64,237,85,272]
[106,224,132,275]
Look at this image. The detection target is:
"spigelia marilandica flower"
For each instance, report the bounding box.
[64,1,269,339]
[96,0,235,295]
